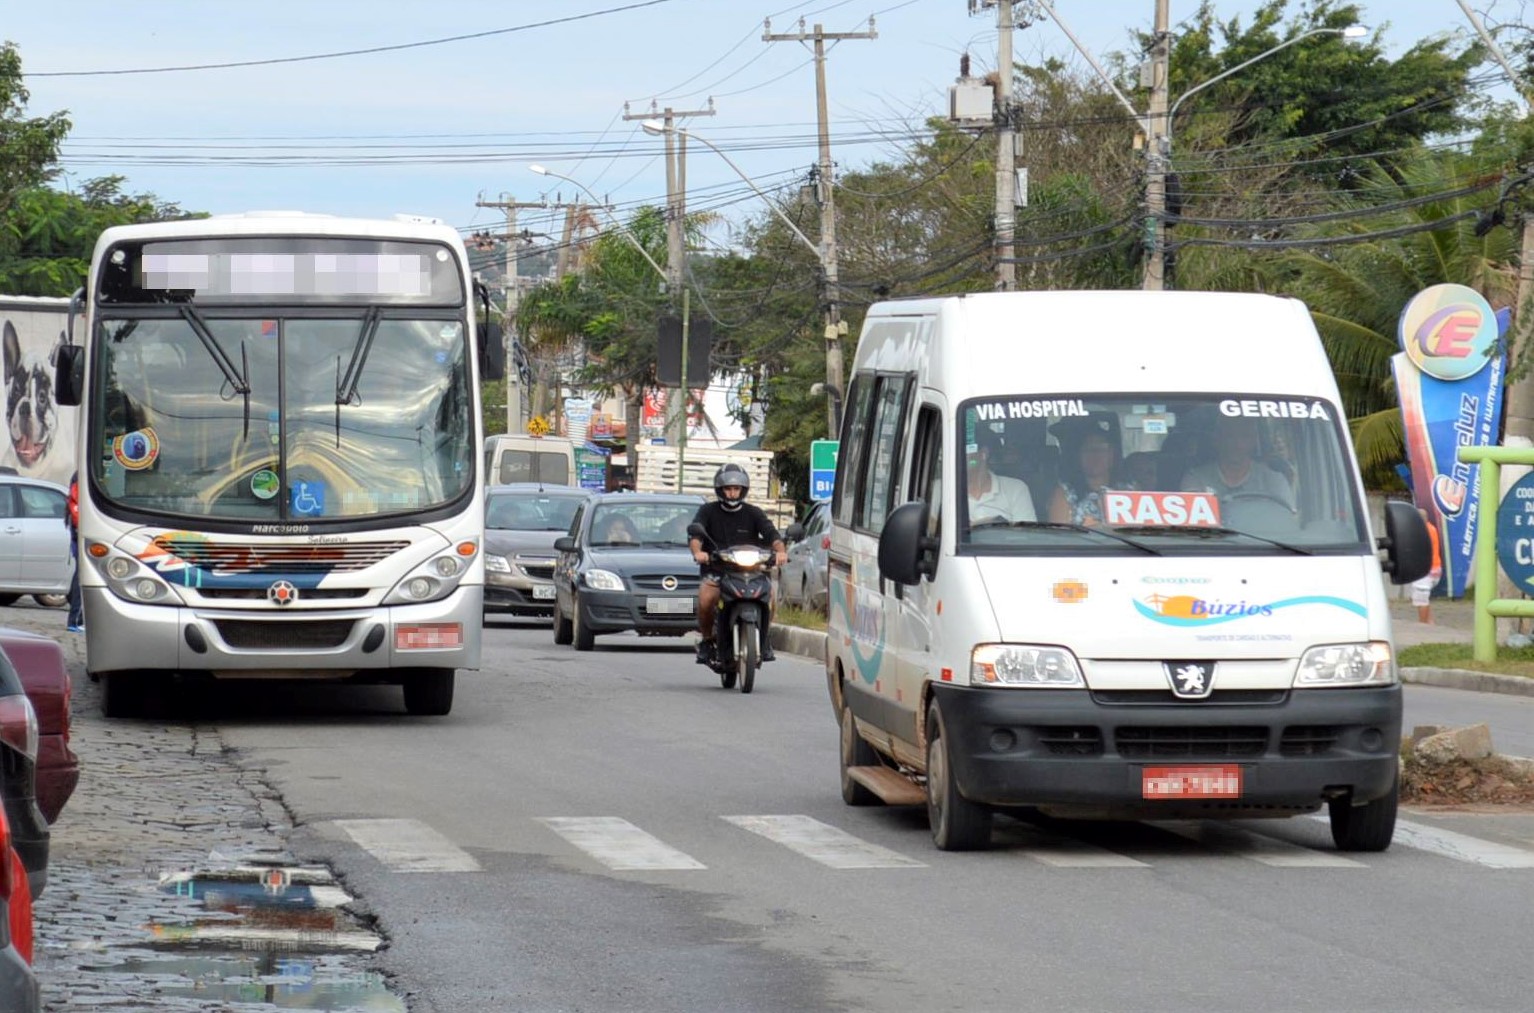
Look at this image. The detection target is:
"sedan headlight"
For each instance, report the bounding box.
[971,644,1084,687]
[583,569,624,591]
[1295,642,1395,687]
[484,554,511,573]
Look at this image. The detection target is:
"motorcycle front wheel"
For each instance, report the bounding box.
[735,618,758,694]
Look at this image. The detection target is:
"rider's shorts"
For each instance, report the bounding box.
[700,571,722,586]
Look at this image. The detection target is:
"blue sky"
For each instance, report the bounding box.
[4,0,1512,247]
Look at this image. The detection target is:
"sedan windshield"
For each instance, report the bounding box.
[960,394,1368,554]
[90,311,473,522]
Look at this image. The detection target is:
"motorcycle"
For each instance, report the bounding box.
[688,524,779,694]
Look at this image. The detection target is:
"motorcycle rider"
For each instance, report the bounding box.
[690,463,787,664]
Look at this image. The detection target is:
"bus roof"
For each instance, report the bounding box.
[92,211,466,250]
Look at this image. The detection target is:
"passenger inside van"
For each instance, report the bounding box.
[1047,414,1121,526]
[965,425,1036,525]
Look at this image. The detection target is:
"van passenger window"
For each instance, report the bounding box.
[860,375,911,534]
[832,374,874,528]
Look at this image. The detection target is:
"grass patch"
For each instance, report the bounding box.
[777,604,827,632]
[1397,642,1534,679]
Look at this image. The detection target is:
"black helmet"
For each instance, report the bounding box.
[714,463,750,512]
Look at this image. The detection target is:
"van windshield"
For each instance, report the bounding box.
[959,394,1368,554]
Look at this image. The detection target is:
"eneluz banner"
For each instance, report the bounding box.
[1392,283,1507,597]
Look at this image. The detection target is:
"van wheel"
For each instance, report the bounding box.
[552,603,573,645]
[572,595,595,651]
[402,669,455,716]
[840,702,879,806]
[925,700,990,850]
[1329,770,1398,852]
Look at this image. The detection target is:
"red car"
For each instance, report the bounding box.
[0,628,78,825]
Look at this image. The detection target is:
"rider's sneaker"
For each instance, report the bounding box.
[695,640,713,664]
[761,644,776,662]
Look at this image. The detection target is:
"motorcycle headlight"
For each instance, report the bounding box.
[971,644,1085,687]
[1295,642,1395,687]
[583,569,624,591]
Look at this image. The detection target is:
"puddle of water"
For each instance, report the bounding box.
[99,953,405,1010]
[152,865,379,952]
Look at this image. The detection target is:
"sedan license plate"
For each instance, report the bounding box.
[646,596,693,614]
[532,584,556,601]
[1142,765,1243,800]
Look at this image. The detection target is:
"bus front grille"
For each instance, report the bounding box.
[156,540,410,574]
[213,619,356,650]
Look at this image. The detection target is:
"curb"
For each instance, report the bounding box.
[770,626,1533,698]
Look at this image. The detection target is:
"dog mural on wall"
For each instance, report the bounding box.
[2,317,70,481]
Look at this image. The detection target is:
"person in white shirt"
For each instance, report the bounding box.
[1181,416,1296,511]
[966,425,1036,525]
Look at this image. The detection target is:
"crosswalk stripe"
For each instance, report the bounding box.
[1382,817,1534,869]
[334,818,482,873]
[537,817,706,870]
[1158,821,1366,867]
[990,823,1149,867]
[723,815,927,869]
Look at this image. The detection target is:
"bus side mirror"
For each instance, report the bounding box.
[1380,500,1432,584]
[53,345,84,407]
[879,500,935,585]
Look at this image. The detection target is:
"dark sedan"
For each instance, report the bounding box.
[551,493,705,651]
[484,484,593,621]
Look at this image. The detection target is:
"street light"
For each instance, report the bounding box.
[640,119,844,438]
[528,164,668,284]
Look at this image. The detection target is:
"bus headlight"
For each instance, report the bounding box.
[971,644,1085,687]
[1294,642,1395,687]
[107,557,135,580]
[384,542,476,606]
[434,556,463,577]
[89,549,184,605]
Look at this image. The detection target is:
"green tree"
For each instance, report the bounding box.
[0,42,69,214]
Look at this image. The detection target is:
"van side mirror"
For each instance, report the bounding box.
[1379,500,1432,584]
[553,536,576,553]
[53,345,84,407]
[879,500,936,585]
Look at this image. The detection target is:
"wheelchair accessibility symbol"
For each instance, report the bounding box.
[290,481,326,517]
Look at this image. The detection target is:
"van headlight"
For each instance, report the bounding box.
[971,644,1085,687]
[385,542,477,605]
[1294,642,1395,687]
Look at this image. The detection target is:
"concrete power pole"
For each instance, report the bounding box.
[764,17,877,438]
[475,195,545,434]
[994,1,1018,291]
[1141,0,1171,291]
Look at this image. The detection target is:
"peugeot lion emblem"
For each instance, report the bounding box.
[661,575,679,591]
[1165,661,1214,699]
[267,580,299,607]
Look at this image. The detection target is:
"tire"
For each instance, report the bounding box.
[925,700,990,850]
[736,619,757,694]
[0,594,18,607]
[572,594,595,651]
[402,669,455,716]
[33,593,66,609]
[1329,769,1398,852]
[552,601,573,645]
[840,701,879,806]
[99,672,142,719]
[718,663,737,690]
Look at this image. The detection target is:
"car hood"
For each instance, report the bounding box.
[582,546,696,576]
[485,530,565,557]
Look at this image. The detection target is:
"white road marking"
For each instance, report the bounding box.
[1381,817,1534,869]
[334,818,482,873]
[1015,844,1150,868]
[537,817,706,870]
[1157,821,1366,867]
[723,815,927,869]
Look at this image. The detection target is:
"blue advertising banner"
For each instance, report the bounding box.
[1393,284,1507,598]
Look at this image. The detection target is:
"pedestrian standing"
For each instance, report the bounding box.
[65,471,83,633]
[1413,507,1442,625]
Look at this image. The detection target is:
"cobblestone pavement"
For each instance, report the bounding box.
[0,601,402,1012]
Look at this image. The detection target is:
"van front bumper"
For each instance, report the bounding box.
[931,682,1401,816]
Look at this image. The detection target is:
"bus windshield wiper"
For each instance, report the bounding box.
[1006,520,1161,555]
[176,303,250,438]
[336,307,381,407]
[1115,524,1312,555]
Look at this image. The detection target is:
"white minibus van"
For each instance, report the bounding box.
[827,291,1431,851]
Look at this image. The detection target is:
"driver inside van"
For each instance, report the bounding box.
[966,425,1036,525]
[1181,416,1296,512]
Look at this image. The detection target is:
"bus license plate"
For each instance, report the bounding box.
[396,624,463,650]
[532,584,556,600]
[1142,765,1243,800]
[646,597,693,614]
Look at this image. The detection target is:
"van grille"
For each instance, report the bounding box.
[1116,726,1268,759]
[156,540,408,573]
[1280,725,1340,756]
[1037,727,1103,756]
[213,619,355,649]
[1091,690,1288,706]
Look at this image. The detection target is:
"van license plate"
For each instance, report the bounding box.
[532,584,556,600]
[646,597,693,614]
[1142,765,1243,799]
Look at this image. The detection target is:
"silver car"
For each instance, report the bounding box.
[0,475,71,610]
[778,500,830,612]
[484,484,593,620]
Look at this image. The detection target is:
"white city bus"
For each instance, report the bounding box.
[54,212,484,717]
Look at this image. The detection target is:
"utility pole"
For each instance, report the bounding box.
[1142,0,1171,291]
[624,101,714,490]
[764,17,877,437]
[991,1,1019,290]
[475,195,545,434]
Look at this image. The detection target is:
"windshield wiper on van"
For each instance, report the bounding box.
[334,307,382,446]
[177,303,251,438]
[1007,520,1161,555]
[1114,524,1312,555]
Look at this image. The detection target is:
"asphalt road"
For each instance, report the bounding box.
[188,615,1534,1013]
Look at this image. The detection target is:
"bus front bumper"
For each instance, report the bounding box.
[82,585,483,676]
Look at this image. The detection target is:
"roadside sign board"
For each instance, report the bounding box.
[1496,472,1534,590]
[810,440,838,502]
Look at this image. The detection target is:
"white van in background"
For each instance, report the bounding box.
[484,434,576,487]
[826,291,1432,852]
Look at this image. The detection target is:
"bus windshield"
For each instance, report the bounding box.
[90,311,474,521]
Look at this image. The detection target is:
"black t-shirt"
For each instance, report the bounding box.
[691,500,780,569]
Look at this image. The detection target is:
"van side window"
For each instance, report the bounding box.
[860,374,912,534]
[832,374,874,528]
[909,404,942,565]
